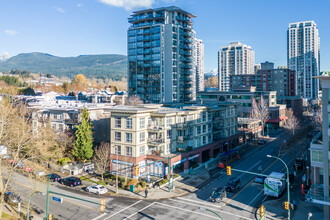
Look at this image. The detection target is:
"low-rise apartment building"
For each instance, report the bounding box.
[238,117,262,140]
[109,103,240,178]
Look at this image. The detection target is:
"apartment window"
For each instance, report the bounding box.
[188,127,193,136]
[208,123,212,132]
[115,117,121,128]
[203,136,206,145]
[140,118,145,129]
[208,135,212,142]
[115,132,121,141]
[139,132,145,142]
[197,126,201,135]
[202,112,207,121]
[167,130,172,139]
[203,125,206,133]
[126,147,132,157]
[311,150,323,162]
[126,133,132,143]
[126,118,132,129]
[197,137,201,147]
[59,124,63,131]
[166,117,173,126]
[208,113,212,121]
[197,114,201,123]
[139,146,145,156]
[114,145,121,155]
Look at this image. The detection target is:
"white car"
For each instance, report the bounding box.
[86,185,108,195]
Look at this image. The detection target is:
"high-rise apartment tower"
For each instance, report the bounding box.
[195,38,204,92]
[287,21,320,99]
[128,6,196,103]
[218,42,254,91]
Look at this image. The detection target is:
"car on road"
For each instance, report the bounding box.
[60,177,82,187]
[86,185,108,195]
[209,187,227,202]
[294,158,304,170]
[258,140,267,145]
[4,192,21,204]
[255,175,266,184]
[47,173,61,182]
[226,177,240,192]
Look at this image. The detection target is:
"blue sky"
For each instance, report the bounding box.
[1,0,330,71]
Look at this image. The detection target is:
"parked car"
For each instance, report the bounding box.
[255,175,266,184]
[47,173,61,182]
[209,187,227,202]
[226,177,241,192]
[4,192,21,204]
[258,140,267,145]
[86,185,108,195]
[60,177,82,187]
[294,158,304,170]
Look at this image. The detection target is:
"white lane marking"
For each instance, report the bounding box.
[104,200,142,220]
[243,189,264,210]
[158,201,251,220]
[153,202,222,220]
[92,213,107,220]
[261,196,268,203]
[172,197,222,209]
[124,202,155,219]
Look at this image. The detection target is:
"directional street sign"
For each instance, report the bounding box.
[52,196,63,203]
[155,162,162,167]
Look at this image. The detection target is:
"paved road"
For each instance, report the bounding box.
[8,128,311,220]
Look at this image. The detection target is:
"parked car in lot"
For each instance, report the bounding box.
[258,140,267,145]
[86,185,108,195]
[226,177,241,192]
[4,192,21,204]
[255,175,266,184]
[47,173,61,182]
[209,187,227,202]
[60,177,82,187]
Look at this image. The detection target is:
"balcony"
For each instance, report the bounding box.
[148,125,164,131]
[65,119,78,124]
[148,138,164,145]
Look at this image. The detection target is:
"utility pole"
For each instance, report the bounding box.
[116,146,119,194]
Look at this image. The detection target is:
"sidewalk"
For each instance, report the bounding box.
[104,157,220,200]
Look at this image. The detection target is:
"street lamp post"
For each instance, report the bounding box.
[27,191,43,220]
[267,155,290,220]
[199,207,223,220]
[308,212,312,220]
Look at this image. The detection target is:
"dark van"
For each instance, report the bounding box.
[226,177,240,192]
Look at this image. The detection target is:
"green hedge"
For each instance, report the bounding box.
[158,178,169,186]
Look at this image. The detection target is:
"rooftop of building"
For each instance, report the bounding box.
[288,21,316,27]
[238,117,261,124]
[132,6,196,18]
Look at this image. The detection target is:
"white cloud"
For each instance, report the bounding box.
[76,4,83,7]
[55,6,65,13]
[4,29,18,36]
[99,0,155,11]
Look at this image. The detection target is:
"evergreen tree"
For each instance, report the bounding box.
[73,108,93,161]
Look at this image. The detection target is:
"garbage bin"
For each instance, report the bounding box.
[130,185,135,192]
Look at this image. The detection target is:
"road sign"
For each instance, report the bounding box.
[52,196,63,203]
[155,162,162,167]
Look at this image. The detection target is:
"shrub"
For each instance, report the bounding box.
[140,181,147,188]
[58,157,71,165]
[158,178,169,186]
[118,177,125,182]
[128,179,139,187]
[174,174,180,179]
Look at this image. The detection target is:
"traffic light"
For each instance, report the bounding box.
[226,166,231,175]
[100,198,105,212]
[260,205,265,218]
[135,165,139,176]
[285,201,289,210]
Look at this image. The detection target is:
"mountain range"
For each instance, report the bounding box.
[0,52,127,80]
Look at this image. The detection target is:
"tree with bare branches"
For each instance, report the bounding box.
[251,95,269,136]
[313,108,322,131]
[0,99,63,216]
[93,142,111,182]
[284,108,299,136]
[126,95,143,106]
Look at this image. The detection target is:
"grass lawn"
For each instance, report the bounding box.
[80,176,107,186]
[1,212,16,220]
